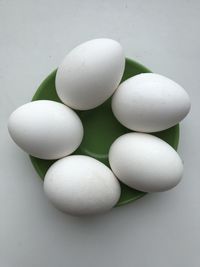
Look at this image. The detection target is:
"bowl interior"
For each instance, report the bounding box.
[30,58,179,206]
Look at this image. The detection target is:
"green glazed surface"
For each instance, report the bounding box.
[30,58,179,206]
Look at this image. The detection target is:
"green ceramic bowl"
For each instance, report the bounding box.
[30,58,179,206]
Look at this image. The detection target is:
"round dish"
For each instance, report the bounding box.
[30,58,179,206]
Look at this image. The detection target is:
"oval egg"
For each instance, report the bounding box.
[112,73,191,132]
[109,133,183,192]
[8,100,83,159]
[44,155,121,216]
[56,38,125,110]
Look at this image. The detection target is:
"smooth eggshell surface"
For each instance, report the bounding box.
[109,133,183,192]
[112,73,191,132]
[56,38,125,110]
[44,155,121,216]
[8,100,83,159]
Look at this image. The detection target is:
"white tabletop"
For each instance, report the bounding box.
[1,1,200,266]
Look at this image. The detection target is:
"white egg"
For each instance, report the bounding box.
[8,100,83,160]
[109,133,183,192]
[112,73,191,132]
[56,38,125,110]
[44,155,121,216]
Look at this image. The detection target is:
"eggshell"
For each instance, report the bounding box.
[44,155,121,216]
[8,100,83,159]
[56,38,125,110]
[112,73,191,132]
[109,133,183,192]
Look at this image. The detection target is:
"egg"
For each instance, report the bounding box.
[8,100,83,159]
[112,73,191,132]
[56,38,125,110]
[109,133,183,192]
[44,155,121,216]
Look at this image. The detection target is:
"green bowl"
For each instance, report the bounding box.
[30,58,179,206]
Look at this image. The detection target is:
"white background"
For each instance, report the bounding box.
[1,1,200,266]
